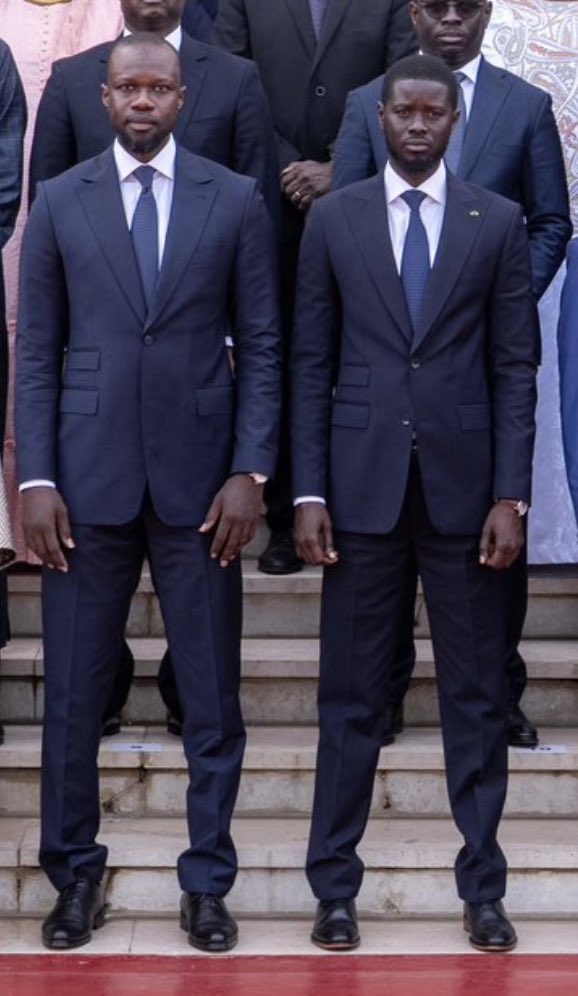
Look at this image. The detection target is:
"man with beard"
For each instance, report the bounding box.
[292,54,539,952]
[332,0,572,749]
[17,33,280,951]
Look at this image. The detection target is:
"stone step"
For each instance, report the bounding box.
[1,916,577,956]
[2,636,577,726]
[1,725,577,819]
[8,566,578,639]
[1,816,576,917]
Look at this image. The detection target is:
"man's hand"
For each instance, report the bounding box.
[21,487,74,572]
[294,502,339,566]
[281,160,333,211]
[199,475,263,567]
[479,502,525,570]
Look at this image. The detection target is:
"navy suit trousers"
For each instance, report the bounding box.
[40,496,245,895]
[306,457,510,903]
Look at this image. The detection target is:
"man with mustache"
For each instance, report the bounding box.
[332,0,572,748]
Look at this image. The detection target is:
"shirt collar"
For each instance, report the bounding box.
[384,159,447,207]
[123,24,182,51]
[113,134,177,183]
[457,53,482,86]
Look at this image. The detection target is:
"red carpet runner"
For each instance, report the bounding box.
[1,956,578,996]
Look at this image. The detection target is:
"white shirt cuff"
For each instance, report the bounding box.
[19,480,56,492]
[294,495,326,506]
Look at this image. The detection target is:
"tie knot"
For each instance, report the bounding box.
[133,165,155,192]
[401,190,427,212]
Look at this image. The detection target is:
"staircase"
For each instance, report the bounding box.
[1,560,577,953]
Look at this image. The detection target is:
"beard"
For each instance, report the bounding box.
[119,127,169,159]
[388,147,440,177]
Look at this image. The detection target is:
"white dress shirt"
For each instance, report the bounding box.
[294,160,448,507]
[124,24,182,51]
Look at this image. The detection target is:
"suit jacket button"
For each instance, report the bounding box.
[410,359,421,370]
[143,334,154,346]
[315,85,326,97]
[401,418,411,427]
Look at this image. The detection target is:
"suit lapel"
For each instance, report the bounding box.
[282,0,317,58]
[76,149,147,325]
[174,36,210,141]
[458,58,512,180]
[145,149,217,329]
[311,0,351,74]
[412,174,486,351]
[342,176,413,344]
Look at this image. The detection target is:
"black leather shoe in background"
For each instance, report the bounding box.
[311,898,360,950]
[101,714,121,737]
[180,893,238,952]
[382,702,404,746]
[258,529,303,575]
[166,713,183,737]
[42,878,106,950]
[507,704,539,747]
[463,900,517,952]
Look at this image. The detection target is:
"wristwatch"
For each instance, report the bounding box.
[496,499,528,517]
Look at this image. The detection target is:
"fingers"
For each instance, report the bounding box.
[199,496,222,534]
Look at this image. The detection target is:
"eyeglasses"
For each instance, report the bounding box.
[415,1,487,19]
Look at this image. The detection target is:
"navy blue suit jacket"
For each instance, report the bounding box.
[333,59,571,299]
[558,239,578,525]
[181,0,215,41]
[292,173,540,536]
[16,148,281,526]
[28,34,279,223]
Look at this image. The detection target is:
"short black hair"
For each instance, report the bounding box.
[107,31,181,82]
[381,54,458,109]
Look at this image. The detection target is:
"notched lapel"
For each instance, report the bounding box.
[312,0,351,73]
[282,0,317,58]
[412,177,485,351]
[175,39,210,140]
[342,177,413,344]
[458,60,512,180]
[145,153,217,329]
[76,150,147,325]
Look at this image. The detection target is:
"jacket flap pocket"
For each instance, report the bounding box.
[458,403,491,431]
[196,386,234,416]
[59,389,99,415]
[65,349,100,371]
[332,402,369,429]
[338,364,370,387]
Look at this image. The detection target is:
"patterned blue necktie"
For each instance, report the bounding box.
[445,71,467,173]
[400,190,430,333]
[309,0,329,38]
[131,165,159,309]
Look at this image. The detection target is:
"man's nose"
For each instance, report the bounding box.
[408,113,428,132]
[131,88,155,107]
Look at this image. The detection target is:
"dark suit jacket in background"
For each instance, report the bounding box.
[215,0,417,171]
[332,58,571,299]
[181,0,215,41]
[29,34,279,222]
[291,173,540,534]
[17,148,280,524]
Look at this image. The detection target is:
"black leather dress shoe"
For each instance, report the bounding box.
[42,878,106,950]
[311,899,360,950]
[463,900,517,952]
[507,704,539,747]
[258,529,303,575]
[101,714,122,737]
[166,714,182,737]
[180,893,238,952]
[382,703,405,746]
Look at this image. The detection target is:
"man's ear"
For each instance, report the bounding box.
[101,83,110,110]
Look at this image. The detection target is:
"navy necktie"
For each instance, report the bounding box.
[400,190,430,333]
[445,71,467,173]
[309,0,329,39]
[131,165,159,309]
